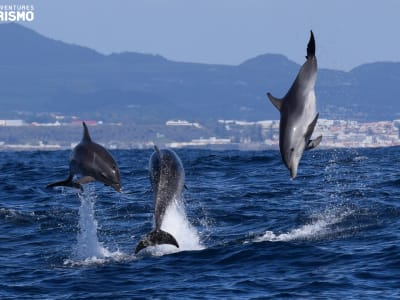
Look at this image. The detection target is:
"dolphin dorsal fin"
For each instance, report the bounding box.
[306,30,315,59]
[153,145,162,160]
[154,145,161,155]
[267,93,283,112]
[82,122,92,142]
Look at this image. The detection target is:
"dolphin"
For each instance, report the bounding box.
[267,31,322,178]
[46,122,122,192]
[135,146,183,254]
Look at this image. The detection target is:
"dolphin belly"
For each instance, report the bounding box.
[135,146,184,255]
[266,31,322,178]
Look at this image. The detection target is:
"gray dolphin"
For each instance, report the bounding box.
[46,122,122,192]
[267,31,322,178]
[135,146,183,254]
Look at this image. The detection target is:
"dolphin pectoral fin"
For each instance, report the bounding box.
[304,113,321,151]
[75,176,95,185]
[306,135,322,150]
[46,175,83,191]
[304,113,319,141]
[267,93,282,111]
[135,229,179,254]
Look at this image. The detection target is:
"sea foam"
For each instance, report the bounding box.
[138,197,205,256]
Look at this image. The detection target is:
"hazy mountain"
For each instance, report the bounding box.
[0,23,399,123]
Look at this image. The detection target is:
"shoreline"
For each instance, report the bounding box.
[0,142,399,151]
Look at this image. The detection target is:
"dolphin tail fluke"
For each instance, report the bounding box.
[135,229,179,254]
[267,93,282,111]
[46,175,83,191]
[306,30,315,59]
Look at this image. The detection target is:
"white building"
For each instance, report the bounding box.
[166,120,202,128]
[0,119,26,126]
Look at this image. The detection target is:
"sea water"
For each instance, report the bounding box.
[0,148,399,299]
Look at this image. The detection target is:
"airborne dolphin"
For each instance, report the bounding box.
[267,31,322,178]
[135,146,183,254]
[46,122,122,192]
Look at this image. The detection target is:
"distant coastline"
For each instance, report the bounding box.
[1,118,399,151]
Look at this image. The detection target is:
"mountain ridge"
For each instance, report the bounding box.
[0,23,399,123]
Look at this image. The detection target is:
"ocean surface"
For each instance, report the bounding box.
[0,147,399,299]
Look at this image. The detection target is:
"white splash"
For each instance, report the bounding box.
[64,190,129,266]
[255,208,353,243]
[140,198,205,256]
[74,191,108,259]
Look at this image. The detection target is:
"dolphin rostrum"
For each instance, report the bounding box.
[46,122,122,192]
[135,146,183,254]
[267,31,322,178]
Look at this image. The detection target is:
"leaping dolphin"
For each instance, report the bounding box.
[267,31,322,178]
[46,122,122,192]
[135,146,183,254]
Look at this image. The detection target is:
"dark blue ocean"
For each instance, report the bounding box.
[1,147,399,299]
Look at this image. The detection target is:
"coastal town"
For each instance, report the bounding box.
[0,117,399,150]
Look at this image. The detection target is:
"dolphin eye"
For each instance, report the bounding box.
[291,148,294,152]
[111,165,117,174]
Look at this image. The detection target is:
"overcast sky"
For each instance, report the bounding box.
[12,0,400,71]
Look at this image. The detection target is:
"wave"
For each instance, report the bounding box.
[63,250,134,267]
[63,241,133,267]
[0,207,37,224]
[255,207,355,243]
